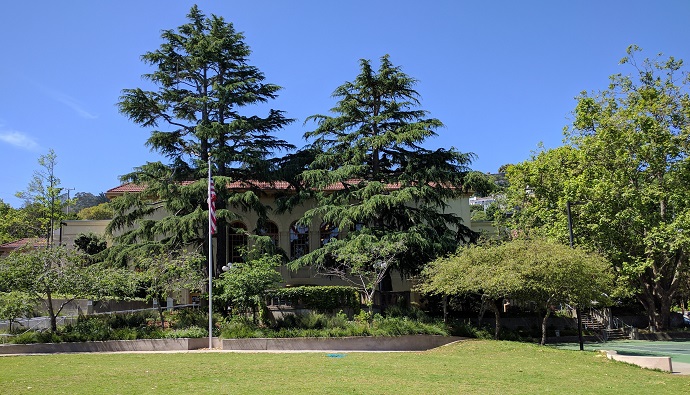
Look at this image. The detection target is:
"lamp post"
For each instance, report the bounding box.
[567,200,585,351]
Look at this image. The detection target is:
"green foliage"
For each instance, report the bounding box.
[5,310,210,344]
[72,192,109,213]
[292,231,407,309]
[163,326,207,339]
[110,5,294,268]
[219,311,449,339]
[215,251,283,323]
[73,233,107,255]
[504,46,690,331]
[292,55,477,283]
[76,202,113,220]
[470,202,501,222]
[11,330,61,344]
[133,251,205,327]
[168,308,207,329]
[0,291,37,331]
[0,199,42,244]
[464,171,500,197]
[419,238,614,342]
[267,286,360,312]
[0,246,128,332]
[13,149,72,245]
[63,316,114,342]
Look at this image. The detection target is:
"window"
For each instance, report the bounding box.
[289,221,310,259]
[228,222,248,263]
[320,222,339,247]
[258,221,279,246]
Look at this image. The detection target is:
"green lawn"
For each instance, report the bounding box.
[1,340,688,394]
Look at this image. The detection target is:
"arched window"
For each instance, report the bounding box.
[258,221,279,246]
[228,222,248,263]
[320,222,339,247]
[289,221,310,259]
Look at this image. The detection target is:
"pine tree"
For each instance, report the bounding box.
[293,55,477,284]
[107,6,294,268]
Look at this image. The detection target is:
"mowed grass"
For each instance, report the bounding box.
[1,340,689,394]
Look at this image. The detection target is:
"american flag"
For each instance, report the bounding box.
[208,178,217,235]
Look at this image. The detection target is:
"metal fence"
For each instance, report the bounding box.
[0,303,201,337]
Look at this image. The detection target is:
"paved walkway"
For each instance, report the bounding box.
[555,340,690,375]
[673,361,690,375]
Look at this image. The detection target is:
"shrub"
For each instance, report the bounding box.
[169,308,207,329]
[62,316,113,342]
[164,326,207,338]
[12,331,60,344]
[268,286,360,312]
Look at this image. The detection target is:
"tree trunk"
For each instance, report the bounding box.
[638,281,675,332]
[46,290,57,332]
[485,299,502,340]
[442,295,448,324]
[158,305,166,329]
[541,308,552,346]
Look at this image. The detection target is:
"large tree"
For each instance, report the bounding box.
[291,55,477,294]
[107,6,294,268]
[0,246,134,332]
[133,251,205,328]
[419,239,613,343]
[505,46,690,331]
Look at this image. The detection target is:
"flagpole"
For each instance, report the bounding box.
[208,156,213,349]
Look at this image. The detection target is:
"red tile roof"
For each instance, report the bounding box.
[0,237,48,252]
[105,179,464,199]
[105,180,298,198]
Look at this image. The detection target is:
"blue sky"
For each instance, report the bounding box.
[1,1,688,208]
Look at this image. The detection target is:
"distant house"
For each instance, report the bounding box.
[0,238,48,258]
[469,196,496,210]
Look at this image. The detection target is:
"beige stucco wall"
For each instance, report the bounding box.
[56,220,111,248]
[470,220,500,239]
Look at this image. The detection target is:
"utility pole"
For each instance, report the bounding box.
[65,188,75,215]
[567,201,586,351]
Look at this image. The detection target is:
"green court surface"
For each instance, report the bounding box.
[554,340,690,365]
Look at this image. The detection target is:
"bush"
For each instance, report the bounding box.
[384,304,430,322]
[12,331,61,344]
[219,310,449,339]
[169,308,207,329]
[164,326,207,338]
[268,286,360,312]
[62,316,113,342]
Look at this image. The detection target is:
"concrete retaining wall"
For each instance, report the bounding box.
[605,350,673,372]
[0,337,220,354]
[222,335,463,351]
[0,336,461,354]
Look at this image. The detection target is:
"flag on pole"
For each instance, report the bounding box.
[208,178,217,235]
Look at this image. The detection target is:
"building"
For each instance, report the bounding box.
[0,238,48,258]
[58,181,475,308]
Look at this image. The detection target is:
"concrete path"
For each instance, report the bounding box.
[672,361,690,375]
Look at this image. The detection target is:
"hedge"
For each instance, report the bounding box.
[267,286,360,312]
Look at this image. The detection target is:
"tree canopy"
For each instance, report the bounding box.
[504,46,690,330]
[419,238,613,343]
[0,246,134,332]
[291,55,477,283]
[107,5,294,268]
[14,149,69,246]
